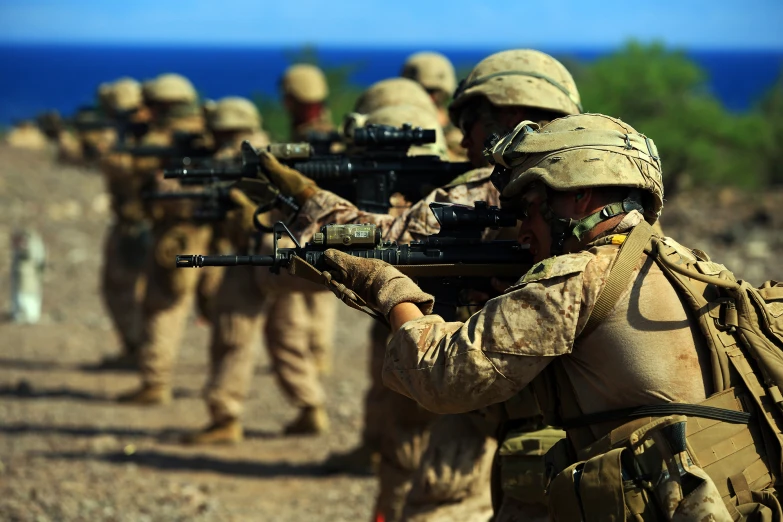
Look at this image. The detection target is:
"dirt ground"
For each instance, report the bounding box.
[0,144,781,522]
[0,145,377,521]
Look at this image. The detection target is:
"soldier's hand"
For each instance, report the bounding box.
[321,249,434,318]
[258,151,317,204]
[224,188,259,243]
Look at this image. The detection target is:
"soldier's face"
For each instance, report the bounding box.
[459,116,489,168]
[516,192,551,262]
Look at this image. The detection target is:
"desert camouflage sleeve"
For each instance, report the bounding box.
[381,251,597,414]
[291,167,497,243]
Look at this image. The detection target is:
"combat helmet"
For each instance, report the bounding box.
[207,96,262,131]
[400,52,457,102]
[144,73,198,104]
[364,104,448,160]
[449,49,582,127]
[488,113,663,248]
[281,64,329,103]
[354,78,438,116]
[106,77,143,113]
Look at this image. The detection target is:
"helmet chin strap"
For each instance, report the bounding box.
[541,190,645,256]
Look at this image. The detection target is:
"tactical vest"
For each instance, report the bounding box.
[535,221,783,521]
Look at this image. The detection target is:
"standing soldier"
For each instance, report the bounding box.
[94,77,151,370]
[401,51,467,161]
[252,63,339,436]
[181,96,276,443]
[253,50,583,521]
[118,73,214,404]
[281,64,335,141]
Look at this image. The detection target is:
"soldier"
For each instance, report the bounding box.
[400,51,467,160]
[94,77,151,370]
[281,63,334,140]
[273,63,339,431]
[312,113,782,520]
[181,96,278,443]
[118,73,215,404]
[250,49,583,522]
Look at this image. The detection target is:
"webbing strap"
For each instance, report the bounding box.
[570,199,645,241]
[559,403,751,430]
[582,221,654,336]
[288,255,388,325]
[457,70,583,112]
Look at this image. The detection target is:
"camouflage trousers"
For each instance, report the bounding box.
[100,220,150,356]
[138,222,222,387]
[367,323,495,522]
[205,267,334,422]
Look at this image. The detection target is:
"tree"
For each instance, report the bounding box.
[575,41,769,192]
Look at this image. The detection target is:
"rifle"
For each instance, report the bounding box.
[163,124,474,213]
[303,129,343,155]
[114,131,215,167]
[175,201,530,319]
[142,187,236,222]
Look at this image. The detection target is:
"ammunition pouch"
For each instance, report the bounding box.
[547,411,778,522]
[498,426,565,505]
[543,221,783,521]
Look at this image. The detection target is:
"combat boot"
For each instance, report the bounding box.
[283,406,329,435]
[321,443,378,475]
[117,383,172,405]
[181,419,243,445]
[87,352,138,372]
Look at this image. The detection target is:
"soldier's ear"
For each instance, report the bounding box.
[573,189,595,214]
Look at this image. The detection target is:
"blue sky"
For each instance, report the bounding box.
[1,0,782,49]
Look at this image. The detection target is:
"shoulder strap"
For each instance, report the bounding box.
[582,221,655,335]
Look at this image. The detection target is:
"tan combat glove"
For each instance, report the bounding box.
[258,151,317,204]
[319,249,434,319]
[224,188,259,247]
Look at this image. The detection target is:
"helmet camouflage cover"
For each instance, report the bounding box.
[106,77,143,112]
[400,51,457,97]
[281,64,329,103]
[489,113,663,223]
[449,49,582,127]
[144,73,198,104]
[206,96,262,131]
[354,78,438,116]
[364,104,448,160]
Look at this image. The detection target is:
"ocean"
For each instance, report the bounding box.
[1,44,782,125]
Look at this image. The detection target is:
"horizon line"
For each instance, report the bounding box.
[2,39,783,53]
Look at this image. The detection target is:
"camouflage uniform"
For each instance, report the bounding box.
[119,73,214,403]
[400,51,467,161]
[97,78,150,366]
[377,115,768,521]
[291,97,496,520]
[189,97,326,442]
[293,51,584,521]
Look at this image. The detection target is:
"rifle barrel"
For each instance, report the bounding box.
[176,254,275,268]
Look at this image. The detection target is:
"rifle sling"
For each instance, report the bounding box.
[582,221,654,336]
[288,255,388,325]
[555,403,751,431]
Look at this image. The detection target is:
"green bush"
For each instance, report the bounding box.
[573,41,771,192]
[253,46,364,142]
